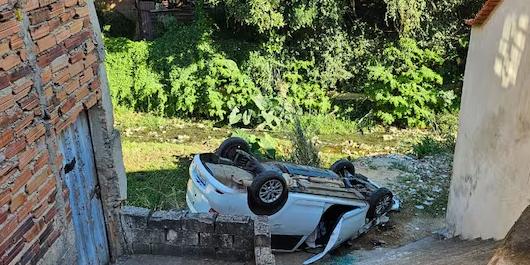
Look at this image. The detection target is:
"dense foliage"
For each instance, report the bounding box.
[104,0,483,128]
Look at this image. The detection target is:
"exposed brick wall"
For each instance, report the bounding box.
[0,0,107,263]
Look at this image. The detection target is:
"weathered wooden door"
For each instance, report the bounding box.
[57,112,110,265]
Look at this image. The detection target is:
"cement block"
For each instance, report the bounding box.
[148,210,186,230]
[255,247,276,265]
[233,235,254,251]
[216,214,253,235]
[181,212,215,233]
[131,243,151,254]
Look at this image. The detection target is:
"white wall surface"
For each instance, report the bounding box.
[446,0,530,240]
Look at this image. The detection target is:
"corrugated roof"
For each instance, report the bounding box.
[465,0,503,26]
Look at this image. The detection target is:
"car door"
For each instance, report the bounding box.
[303,207,367,264]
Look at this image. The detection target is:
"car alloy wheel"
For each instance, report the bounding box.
[259,179,284,203]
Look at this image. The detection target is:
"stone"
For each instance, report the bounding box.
[215,214,252,235]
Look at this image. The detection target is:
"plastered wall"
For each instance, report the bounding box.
[446,0,530,240]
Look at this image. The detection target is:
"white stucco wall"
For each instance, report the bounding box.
[446,0,530,240]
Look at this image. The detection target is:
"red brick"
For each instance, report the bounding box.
[84,51,98,67]
[0,73,10,90]
[25,123,46,144]
[74,6,89,18]
[9,34,24,50]
[32,201,48,218]
[47,17,60,32]
[0,128,13,148]
[18,93,40,110]
[0,215,17,239]
[86,39,95,53]
[68,19,83,35]
[43,205,57,223]
[29,8,50,25]
[0,109,21,130]
[36,34,56,53]
[0,20,19,39]
[33,151,49,173]
[69,50,84,64]
[64,0,76,7]
[68,60,84,77]
[0,92,15,112]
[83,92,97,109]
[41,66,52,84]
[11,168,32,193]
[13,82,32,102]
[50,54,68,72]
[17,196,37,222]
[75,84,89,101]
[26,166,50,193]
[64,78,79,94]
[3,239,25,265]
[23,218,43,242]
[39,0,55,7]
[11,217,34,246]
[9,65,32,83]
[49,2,65,19]
[59,96,76,114]
[25,0,40,11]
[5,138,26,159]
[14,113,34,136]
[63,31,90,50]
[54,26,71,44]
[79,67,93,85]
[30,23,50,40]
[53,67,70,85]
[0,41,9,55]
[10,191,27,212]
[0,53,22,71]
[18,146,38,169]
[0,10,15,22]
[37,177,56,202]
[0,188,10,206]
[0,205,7,224]
[54,89,67,104]
[60,8,75,23]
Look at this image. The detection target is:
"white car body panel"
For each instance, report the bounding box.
[186,154,399,264]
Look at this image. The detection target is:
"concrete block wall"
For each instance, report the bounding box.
[0,0,123,263]
[120,206,276,265]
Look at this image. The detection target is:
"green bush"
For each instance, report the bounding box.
[412,134,455,158]
[365,38,455,127]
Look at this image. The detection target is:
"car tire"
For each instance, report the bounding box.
[216,137,250,161]
[330,159,356,177]
[367,187,393,219]
[248,171,288,216]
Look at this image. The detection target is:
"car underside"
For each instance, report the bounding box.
[186,137,399,264]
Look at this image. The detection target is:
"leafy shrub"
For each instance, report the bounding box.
[231,130,279,159]
[365,38,455,127]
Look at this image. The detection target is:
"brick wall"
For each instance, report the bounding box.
[120,207,276,265]
[0,0,114,263]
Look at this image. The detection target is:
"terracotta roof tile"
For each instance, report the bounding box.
[465,0,503,26]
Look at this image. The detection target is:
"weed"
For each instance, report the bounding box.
[412,135,455,158]
[288,119,321,167]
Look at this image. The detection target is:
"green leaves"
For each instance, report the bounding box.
[365,38,451,127]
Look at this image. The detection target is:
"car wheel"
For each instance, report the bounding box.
[248,171,288,216]
[216,137,250,161]
[330,159,356,177]
[367,187,393,219]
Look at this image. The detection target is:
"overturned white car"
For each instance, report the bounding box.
[186,137,399,264]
